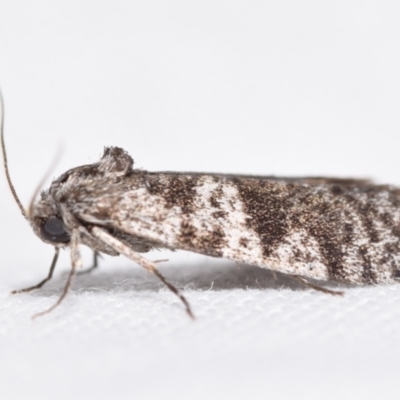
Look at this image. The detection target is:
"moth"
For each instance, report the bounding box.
[2,93,400,319]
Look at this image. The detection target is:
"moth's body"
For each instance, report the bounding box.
[32,147,400,286]
[2,83,396,317]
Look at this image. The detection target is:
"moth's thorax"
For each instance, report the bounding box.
[28,147,155,253]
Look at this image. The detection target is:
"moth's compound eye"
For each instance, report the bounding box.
[41,216,70,243]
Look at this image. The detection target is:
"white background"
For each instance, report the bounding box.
[1,1,400,399]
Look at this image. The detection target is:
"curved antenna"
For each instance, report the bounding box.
[0,88,28,220]
[27,145,62,219]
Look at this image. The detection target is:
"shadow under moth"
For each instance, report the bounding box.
[2,92,400,319]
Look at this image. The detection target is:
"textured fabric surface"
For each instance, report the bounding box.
[1,254,400,400]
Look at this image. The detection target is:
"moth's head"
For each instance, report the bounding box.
[1,111,134,247]
[27,146,134,246]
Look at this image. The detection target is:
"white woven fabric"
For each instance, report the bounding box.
[1,254,400,400]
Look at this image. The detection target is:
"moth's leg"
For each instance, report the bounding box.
[293,275,344,296]
[32,230,81,319]
[77,251,101,275]
[91,226,194,319]
[11,247,60,294]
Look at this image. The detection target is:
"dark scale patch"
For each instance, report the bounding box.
[291,242,315,265]
[307,221,346,282]
[212,211,227,219]
[387,188,400,208]
[357,202,381,243]
[291,246,305,262]
[393,269,400,280]
[391,225,400,240]
[358,245,375,283]
[385,240,400,277]
[146,174,199,214]
[179,220,224,257]
[385,242,399,255]
[341,208,355,245]
[210,185,223,209]
[239,237,249,248]
[381,242,400,275]
[290,188,349,282]
[343,222,354,244]
[210,196,220,208]
[380,212,395,227]
[234,178,290,257]
[330,185,344,195]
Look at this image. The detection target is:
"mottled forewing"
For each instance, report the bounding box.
[79,172,400,285]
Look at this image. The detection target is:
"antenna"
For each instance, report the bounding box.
[0,89,28,220]
[27,145,62,219]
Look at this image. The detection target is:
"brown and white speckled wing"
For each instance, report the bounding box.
[74,172,400,285]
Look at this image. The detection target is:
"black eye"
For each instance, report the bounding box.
[41,216,70,243]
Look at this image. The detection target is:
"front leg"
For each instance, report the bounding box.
[11,247,60,294]
[32,229,81,319]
